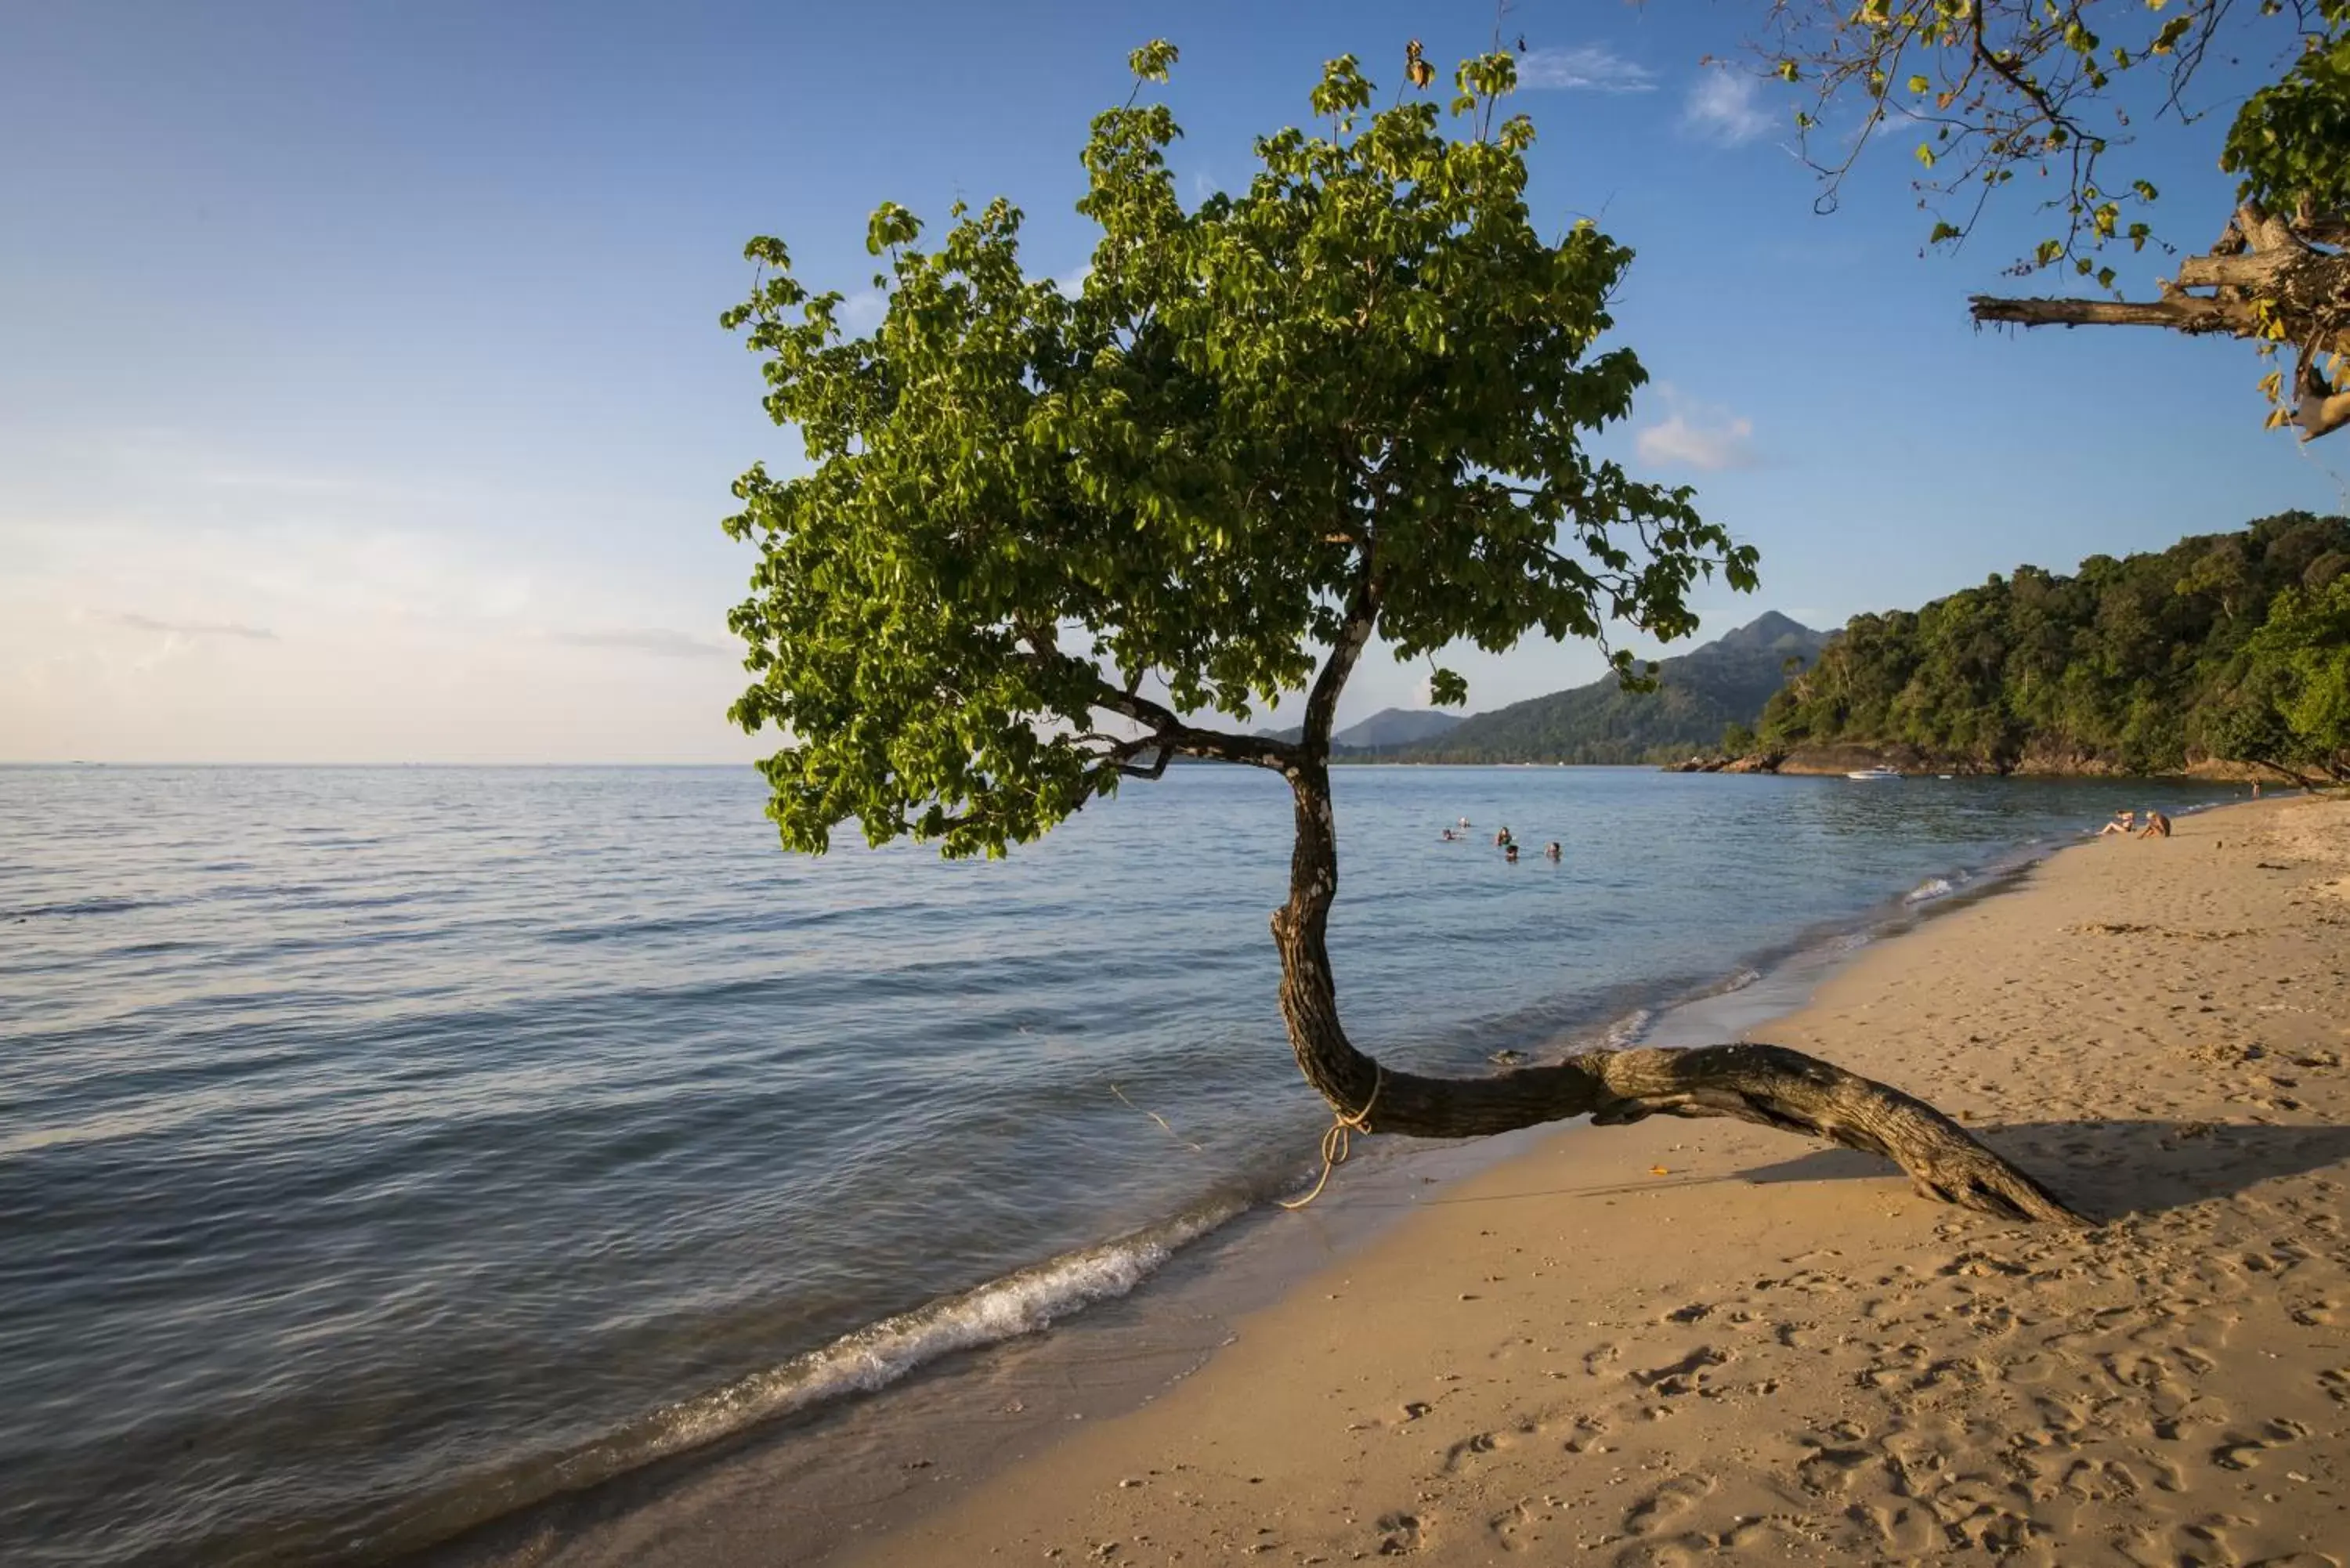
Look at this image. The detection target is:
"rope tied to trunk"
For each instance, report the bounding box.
[1276,1064,1383,1211]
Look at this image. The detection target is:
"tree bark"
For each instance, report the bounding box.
[1969,291,2254,335]
[1966,206,2349,443]
[1266,762,2090,1227]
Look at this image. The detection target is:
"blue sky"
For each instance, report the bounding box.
[5,0,2345,761]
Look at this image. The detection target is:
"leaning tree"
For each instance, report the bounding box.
[721,43,2084,1226]
[1754,0,2349,439]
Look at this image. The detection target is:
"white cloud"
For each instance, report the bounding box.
[837,289,887,334]
[0,500,758,762]
[1517,45,1658,93]
[1683,65,1777,146]
[1635,389,1759,471]
[548,627,732,659]
[111,612,277,641]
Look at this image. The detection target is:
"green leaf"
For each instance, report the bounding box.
[721,39,1752,860]
[1128,39,1179,81]
[865,201,920,256]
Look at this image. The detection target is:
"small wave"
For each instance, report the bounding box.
[1600,1008,1654,1049]
[1902,875,1961,905]
[1719,966,1762,995]
[8,896,150,919]
[338,1195,1253,1560]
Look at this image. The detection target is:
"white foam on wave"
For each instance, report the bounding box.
[1600,1008,1654,1049]
[1719,966,1763,995]
[617,1198,1244,1468]
[1903,875,1959,905]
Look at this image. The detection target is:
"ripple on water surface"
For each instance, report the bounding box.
[0,764,2240,1563]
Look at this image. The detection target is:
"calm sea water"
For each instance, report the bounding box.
[0,764,2237,1564]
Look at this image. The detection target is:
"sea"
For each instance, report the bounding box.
[0,763,2240,1565]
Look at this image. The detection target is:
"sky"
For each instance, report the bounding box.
[5,0,2346,763]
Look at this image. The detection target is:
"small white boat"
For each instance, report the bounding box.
[1846,765,1903,781]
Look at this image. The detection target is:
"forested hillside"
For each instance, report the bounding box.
[1757,512,2350,778]
[1402,612,1827,764]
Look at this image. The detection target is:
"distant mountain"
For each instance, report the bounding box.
[1336,707,1464,750]
[1252,707,1465,751]
[1397,612,1828,764]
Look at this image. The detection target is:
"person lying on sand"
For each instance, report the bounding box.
[2097,810,2138,836]
[2138,810,2172,839]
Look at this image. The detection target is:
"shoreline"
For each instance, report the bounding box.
[818,791,2350,1566]
[409,887,1892,1568]
[409,804,2116,1568]
[410,790,2313,1568]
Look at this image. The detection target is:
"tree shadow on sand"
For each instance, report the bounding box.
[1743,1118,2350,1220]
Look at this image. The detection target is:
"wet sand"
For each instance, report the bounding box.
[837,793,2350,1566]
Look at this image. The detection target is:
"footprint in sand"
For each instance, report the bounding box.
[1443,1430,1507,1472]
[1373,1510,1424,1555]
[2211,1437,2269,1471]
[1631,1346,1727,1396]
[1622,1474,1714,1536]
[1795,1445,1882,1495]
[1856,1500,1943,1555]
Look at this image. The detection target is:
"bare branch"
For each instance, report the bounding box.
[1972,291,2255,333]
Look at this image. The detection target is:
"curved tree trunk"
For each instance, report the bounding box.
[1267,759,2089,1227]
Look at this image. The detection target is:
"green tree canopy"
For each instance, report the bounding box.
[2245,572,2350,775]
[721,42,1753,860]
[1753,511,2350,776]
[717,41,2081,1227]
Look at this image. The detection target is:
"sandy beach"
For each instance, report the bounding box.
[827,792,2350,1567]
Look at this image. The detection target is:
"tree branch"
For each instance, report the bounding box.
[1965,0,2074,138]
[2300,385,2350,441]
[1970,291,2254,334]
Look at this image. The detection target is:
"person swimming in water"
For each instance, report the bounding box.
[1545,841,1562,861]
[1504,842,1520,862]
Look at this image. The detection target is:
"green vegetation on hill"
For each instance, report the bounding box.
[1757,512,2350,779]
[1402,612,1827,764]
